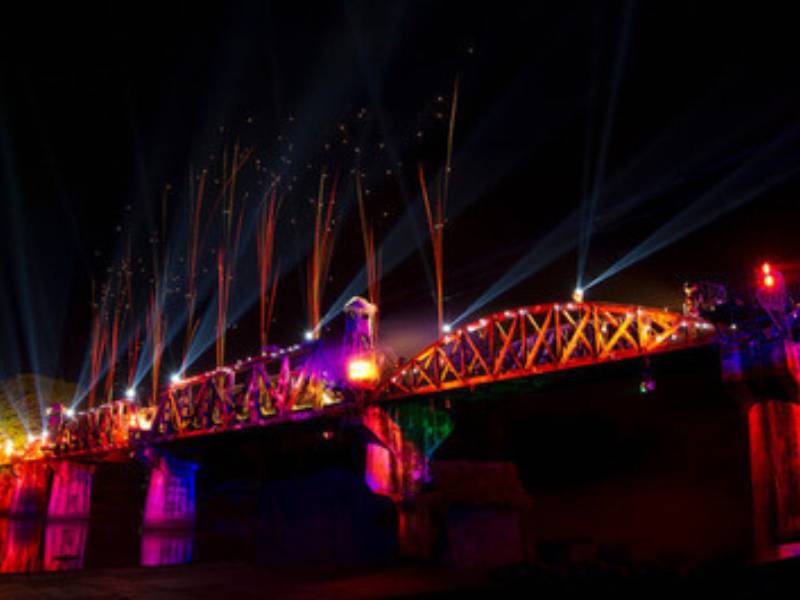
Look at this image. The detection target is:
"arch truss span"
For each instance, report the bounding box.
[380,302,716,399]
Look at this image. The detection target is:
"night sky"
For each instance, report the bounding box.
[1,2,799,388]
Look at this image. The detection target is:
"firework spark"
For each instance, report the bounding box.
[88,307,107,410]
[306,170,339,339]
[356,173,381,328]
[147,285,165,406]
[418,78,459,335]
[215,143,250,367]
[417,164,445,335]
[104,303,121,403]
[257,187,280,348]
[127,322,140,389]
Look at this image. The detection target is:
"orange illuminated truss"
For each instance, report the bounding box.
[380,302,716,398]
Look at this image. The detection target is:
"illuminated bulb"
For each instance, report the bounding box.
[764,274,775,288]
[125,387,136,400]
[762,262,771,275]
[347,357,378,383]
[4,439,12,455]
[304,330,314,341]
[65,407,75,418]
[572,287,584,303]
[170,372,183,385]
[442,323,452,334]
[27,433,36,444]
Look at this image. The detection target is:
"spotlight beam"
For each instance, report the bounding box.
[586,133,800,290]
[576,0,635,289]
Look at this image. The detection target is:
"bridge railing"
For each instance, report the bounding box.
[47,400,143,457]
[44,347,350,457]
[149,352,346,440]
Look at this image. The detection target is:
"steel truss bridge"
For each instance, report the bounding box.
[28,302,715,461]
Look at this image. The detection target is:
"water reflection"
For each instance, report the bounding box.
[44,521,89,571]
[0,517,198,574]
[0,518,43,573]
[1,519,91,573]
[141,529,194,566]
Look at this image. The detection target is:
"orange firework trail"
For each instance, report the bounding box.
[418,164,445,335]
[215,145,248,367]
[103,261,129,403]
[184,167,207,363]
[88,309,107,410]
[147,286,165,406]
[127,323,140,389]
[104,304,121,403]
[306,170,338,339]
[356,174,381,315]
[123,240,140,388]
[216,247,228,367]
[257,187,280,348]
[443,77,459,211]
[418,78,460,335]
[203,141,253,243]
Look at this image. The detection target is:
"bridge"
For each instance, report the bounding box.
[30,301,714,456]
[0,300,716,556]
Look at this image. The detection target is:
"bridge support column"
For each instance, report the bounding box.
[47,461,95,520]
[143,451,198,529]
[748,400,800,561]
[0,461,50,516]
[362,403,452,558]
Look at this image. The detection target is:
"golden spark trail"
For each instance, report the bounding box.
[214,142,252,367]
[418,79,459,335]
[356,174,381,329]
[147,286,165,406]
[418,164,444,334]
[123,239,139,388]
[216,247,227,367]
[200,143,253,246]
[104,304,121,403]
[442,76,460,211]
[127,323,140,389]
[306,170,338,339]
[258,187,279,348]
[88,310,107,410]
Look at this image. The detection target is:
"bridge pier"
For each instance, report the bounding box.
[362,404,452,558]
[748,400,800,561]
[143,451,198,529]
[47,461,95,520]
[0,461,50,516]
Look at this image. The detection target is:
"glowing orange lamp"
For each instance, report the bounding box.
[347,356,379,387]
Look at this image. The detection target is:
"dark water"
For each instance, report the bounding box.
[0,457,398,576]
[0,517,194,574]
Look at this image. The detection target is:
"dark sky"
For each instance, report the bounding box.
[1,2,799,385]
